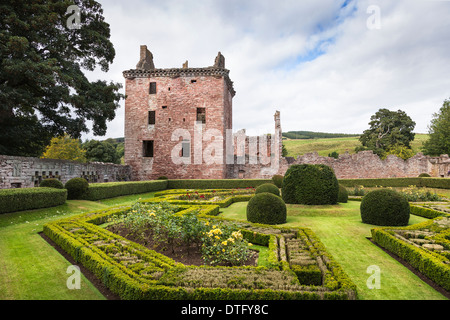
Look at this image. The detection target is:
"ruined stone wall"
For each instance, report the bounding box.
[230,151,450,179]
[0,155,131,189]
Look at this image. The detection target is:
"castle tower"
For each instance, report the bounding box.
[123,46,235,180]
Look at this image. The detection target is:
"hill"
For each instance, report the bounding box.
[282,133,429,158]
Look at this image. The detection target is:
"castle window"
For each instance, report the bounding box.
[191,79,197,83]
[143,140,154,158]
[149,82,157,94]
[181,140,190,158]
[196,108,206,124]
[148,111,156,125]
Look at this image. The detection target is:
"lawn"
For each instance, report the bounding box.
[220,200,447,300]
[0,192,157,300]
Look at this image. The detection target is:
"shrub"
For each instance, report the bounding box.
[271,175,284,188]
[157,176,168,180]
[282,164,339,205]
[255,183,280,196]
[0,187,67,214]
[84,180,168,201]
[337,184,348,203]
[167,179,272,190]
[65,177,89,200]
[360,189,410,226]
[419,173,431,177]
[246,192,287,225]
[39,178,64,189]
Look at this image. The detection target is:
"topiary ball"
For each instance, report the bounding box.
[247,192,287,225]
[281,164,339,205]
[337,184,348,203]
[65,177,89,200]
[360,189,410,226]
[255,183,280,197]
[39,178,64,189]
[271,175,284,188]
[418,173,431,177]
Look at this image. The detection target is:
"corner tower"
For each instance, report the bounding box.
[123,46,235,180]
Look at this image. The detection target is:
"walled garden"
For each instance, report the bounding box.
[0,172,449,300]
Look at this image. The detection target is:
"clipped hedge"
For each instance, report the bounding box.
[0,187,67,214]
[247,193,287,225]
[360,189,410,226]
[371,227,450,292]
[255,183,280,196]
[84,180,168,201]
[410,205,450,219]
[65,177,89,200]
[282,164,339,205]
[339,177,450,189]
[39,178,64,189]
[167,179,272,190]
[337,184,348,203]
[43,193,357,300]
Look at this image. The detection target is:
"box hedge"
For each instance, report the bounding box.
[339,177,450,189]
[43,193,357,300]
[167,179,272,190]
[83,180,168,201]
[0,187,67,214]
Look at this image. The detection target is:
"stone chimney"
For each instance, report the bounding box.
[136,45,155,70]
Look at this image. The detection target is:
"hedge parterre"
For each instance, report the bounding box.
[43,189,357,300]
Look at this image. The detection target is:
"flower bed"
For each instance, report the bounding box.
[43,189,357,300]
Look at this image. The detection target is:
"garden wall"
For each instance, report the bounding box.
[0,155,131,189]
[231,151,450,180]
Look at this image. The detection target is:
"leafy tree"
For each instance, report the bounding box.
[0,0,123,157]
[356,109,416,157]
[41,134,87,162]
[421,99,450,156]
[83,139,120,164]
[382,144,415,160]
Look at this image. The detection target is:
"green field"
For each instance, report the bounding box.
[283,133,429,158]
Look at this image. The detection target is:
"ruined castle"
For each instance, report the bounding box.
[122,46,282,180]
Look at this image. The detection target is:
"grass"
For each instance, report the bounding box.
[0,191,157,300]
[283,133,429,158]
[220,200,447,300]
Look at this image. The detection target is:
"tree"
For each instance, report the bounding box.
[83,139,120,164]
[382,144,415,160]
[356,109,416,157]
[41,134,87,162]
[421,99,450,156]
[0,1,123,157]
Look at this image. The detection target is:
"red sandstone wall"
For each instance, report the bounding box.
[124,74,232,180]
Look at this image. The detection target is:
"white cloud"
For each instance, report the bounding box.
[82,0,450,141]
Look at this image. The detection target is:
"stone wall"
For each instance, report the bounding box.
[0,155,131,189]
[230,151,450,179]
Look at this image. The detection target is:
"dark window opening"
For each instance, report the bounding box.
[149,82,157,94]
[148,111,156,125]
[162,105,167,109]
[191,79,197,83]
[196,108,206,124]
[181,140,190,158]
[143,140,154,158]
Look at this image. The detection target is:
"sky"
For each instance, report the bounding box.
[83,0,450,140]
